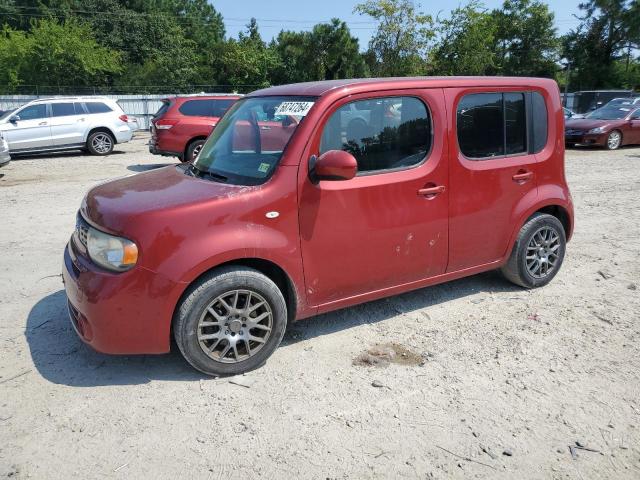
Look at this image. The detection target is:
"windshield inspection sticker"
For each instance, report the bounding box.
[274,101,314,117]
[258,162,270,173]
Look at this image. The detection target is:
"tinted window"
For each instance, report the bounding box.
[154,100,171,118]
[320,96,431,174]
[457,93,504,158]
[51,103,76,117]
[17,104,47,120]
[532,92,548,153]
[179,100,212,117]
[505,93,526,155]
[212,99,235,117]
[85,102,112,114]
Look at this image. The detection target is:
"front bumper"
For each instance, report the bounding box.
[62,240,178,354]
[565,132,607,146]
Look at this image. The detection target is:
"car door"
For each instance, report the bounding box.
[1,103,51,151]
[445,88,539,272]
[298,90,449,308]
[49,102,87,146]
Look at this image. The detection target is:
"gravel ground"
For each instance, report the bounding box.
[1,133,639,479]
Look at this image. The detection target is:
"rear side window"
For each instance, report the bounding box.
[154,100,171,118]
[212,99,235,117]
[457,91,550,159]
[51,103,76,117]
[531,92,548,153]
[179,100,212,117]
[320,96,432,174]
[85,102,112,114]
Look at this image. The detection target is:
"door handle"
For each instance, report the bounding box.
[260,126,271,130]
[417,185,446,197]
[512,170,533,183]
[77,118,85,122]
[38,121,48,126]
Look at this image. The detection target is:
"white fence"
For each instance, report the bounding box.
[0,94,217,130]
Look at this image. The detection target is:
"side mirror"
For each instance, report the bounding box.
[9,115,19,124]
[310,150,357,183]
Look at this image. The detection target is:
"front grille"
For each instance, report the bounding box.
[75,213,89,248]
[565,129,584,135]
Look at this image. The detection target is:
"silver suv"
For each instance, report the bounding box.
[0,132,9,167]
[0,97,134,156]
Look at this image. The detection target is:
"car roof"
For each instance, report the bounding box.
[167,94,243,102]
[247,76,558,98]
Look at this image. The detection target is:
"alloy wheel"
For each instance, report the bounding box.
[197,290,273,363]
[607,131,621,149]
[525,226,561,279]
[92,134,113,154]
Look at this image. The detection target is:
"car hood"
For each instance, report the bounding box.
[565,118,622,130]
[81,165,259,236]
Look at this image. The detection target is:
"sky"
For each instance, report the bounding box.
[214,0,583,49]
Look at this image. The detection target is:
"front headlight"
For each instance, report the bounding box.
[86,226,138,272]
[588,126,606,134]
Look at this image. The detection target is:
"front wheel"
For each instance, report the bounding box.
[174,266,288,376]
[87,131,115,156]
[501,213,566,288]
[605,130,622,150]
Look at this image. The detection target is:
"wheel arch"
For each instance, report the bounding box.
[86,126,117,144]
[184,136,208,159]
[171,257,299,330]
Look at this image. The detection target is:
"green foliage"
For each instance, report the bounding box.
[492,0,559,77]
[270,18,367,84]
[430,1,496,75]
[354,0,434,76]
[0,19,121,93]
[562,0,640,89]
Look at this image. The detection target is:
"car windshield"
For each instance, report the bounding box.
[0,109,15,121]
[586,107,631,120]
[193,96,315,185]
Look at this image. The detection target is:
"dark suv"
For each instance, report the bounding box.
[149,95,241,162]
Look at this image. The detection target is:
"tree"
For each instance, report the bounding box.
[215,19,278,91]
[270,19,367,84]
[430,1,496,76]
[492,0,559,77]
[0,19,121,93]
[354,0,434,76]
[562,0,640,89]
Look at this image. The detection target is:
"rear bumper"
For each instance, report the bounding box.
[149,139,181,158]
[114,126,134,144]
[62,240,177,354]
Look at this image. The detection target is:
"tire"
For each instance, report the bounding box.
[501,213,566,289]
[174,266,288,376]
[87,131,115,156]
[605,130,622,150]
[185,139,205,162]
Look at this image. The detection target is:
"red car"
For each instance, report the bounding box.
[565,105,640,149]
[149,95,241,161]
[63,77,573,376]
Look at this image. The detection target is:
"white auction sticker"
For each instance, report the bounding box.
[274,101,314,117]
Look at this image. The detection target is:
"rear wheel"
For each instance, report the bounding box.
[605,130,622,150]
[501,213,566,288]
[185,139,206,162]
[174,266,288,376]
[87,131,115,155]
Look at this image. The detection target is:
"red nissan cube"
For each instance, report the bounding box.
[63,77,574,376]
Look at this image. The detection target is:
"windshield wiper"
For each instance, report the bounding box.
[206,171,228,182]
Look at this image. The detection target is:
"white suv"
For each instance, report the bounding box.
[0,97,134,156]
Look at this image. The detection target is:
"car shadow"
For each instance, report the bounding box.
[127,162,176,172]
[281,270,521,346]
[11,150,125,160]
[26,290,203,386]
[26,271,521,386]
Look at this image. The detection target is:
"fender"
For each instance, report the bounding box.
[502,182,574,262]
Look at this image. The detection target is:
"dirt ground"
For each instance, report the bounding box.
[1,133,639,479]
